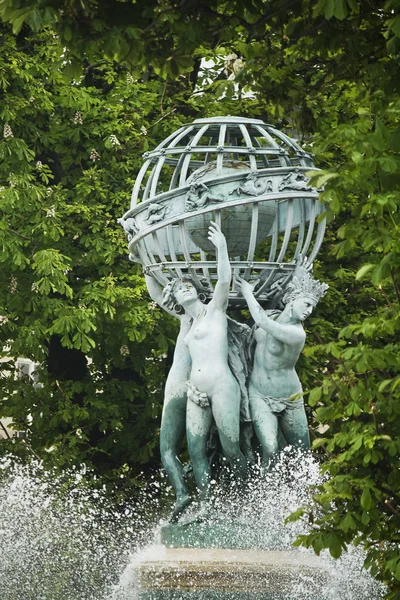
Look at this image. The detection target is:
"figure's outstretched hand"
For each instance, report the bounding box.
[235,275,258,298]
[208,221,227,250]
[293,254,313,279]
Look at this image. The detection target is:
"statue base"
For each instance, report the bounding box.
[160,520,271,550]
[136,547,330,599]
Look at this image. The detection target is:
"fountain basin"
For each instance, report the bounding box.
[137,547,330,599]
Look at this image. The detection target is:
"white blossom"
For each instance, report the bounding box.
[31,282,40,293]
[140,125,148,136]
[232,57,244,74]
[224,53,238,63]
[46,206,56,218]
[126,73,134,84]
[223,53,245,78]
[73,111,83,125]
[109,134,121,147]
[10,277,17,293]
[3,123,13,138]
[36,161,43,170]
[90,148,100,162]
[120,345,129,356]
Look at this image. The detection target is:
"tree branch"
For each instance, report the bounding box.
[0,420,11,439]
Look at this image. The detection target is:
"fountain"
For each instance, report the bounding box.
[117,117,386,599]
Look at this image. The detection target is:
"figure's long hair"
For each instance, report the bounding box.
[162,275,209,313]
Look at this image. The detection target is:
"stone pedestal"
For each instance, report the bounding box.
[137,547,330,599]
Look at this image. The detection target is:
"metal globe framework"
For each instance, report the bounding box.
[121,116,326,307]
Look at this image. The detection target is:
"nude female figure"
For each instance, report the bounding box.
[165,222,248,502]
[236,272,328,469]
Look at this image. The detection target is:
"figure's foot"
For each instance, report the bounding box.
[178,499,211,525]
[169,494,192,523]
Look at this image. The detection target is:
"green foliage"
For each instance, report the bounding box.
[0,28,176,477]
[289,40,400,595]
[0,1,400,594]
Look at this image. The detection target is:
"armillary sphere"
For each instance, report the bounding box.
[121,116,326,307]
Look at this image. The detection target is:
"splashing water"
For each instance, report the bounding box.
[111,450,386,600]
[0,452,386,600]
[0,456,161,600]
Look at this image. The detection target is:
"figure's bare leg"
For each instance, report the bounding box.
[160,392,191,521]
[186,400,213,499]
[211,382,248,480]
[280,405,310,451]
[249,396,279,470]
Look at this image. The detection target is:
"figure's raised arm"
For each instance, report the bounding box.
[236,276,305,345]
[208,221,230,312]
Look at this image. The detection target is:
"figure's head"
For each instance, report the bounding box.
[162,276,208,313]
[289,295,317,321]
[283,273,328,321]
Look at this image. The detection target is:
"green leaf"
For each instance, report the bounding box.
[324,0,336,19]
[308,171,339,188]
[10,7,33,34]
[361,511,370,525]
[168,59,180,79]
[63,25,72,41]
[312,437,328,449]
[378,379,393,392]
[309,386,322,406]
[352,435,363,451]
[388,442,397,457]
[333,0,348,20]
[340,512,357,532]
[356,264,375,280]
[327,533,343,559]
[361,488,373,510]
[285,507,306,523]
[388,15,400,38]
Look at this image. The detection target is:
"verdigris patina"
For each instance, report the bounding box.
[162,223,248,505]
[145,222,252,521]
[236,271,328,470]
